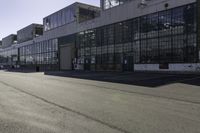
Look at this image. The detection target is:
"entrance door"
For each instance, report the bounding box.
[123,54,134,71]
[84,57,91,71]
[60,45,73,70]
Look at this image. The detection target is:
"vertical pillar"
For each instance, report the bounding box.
[197,0,200,62]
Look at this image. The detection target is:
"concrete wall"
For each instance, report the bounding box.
[134,63,200,72]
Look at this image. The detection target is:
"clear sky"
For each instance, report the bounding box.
[0,0,99,40]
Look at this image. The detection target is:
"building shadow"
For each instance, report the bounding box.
[3,68,38,73]
[44,71,200,88]
[3,68,200,87]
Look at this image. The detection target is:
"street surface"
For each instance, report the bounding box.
[0,70,200,133]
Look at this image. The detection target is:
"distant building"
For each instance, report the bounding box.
[0,0,199,72]
[2,34,17,48]
[17,24,43,43]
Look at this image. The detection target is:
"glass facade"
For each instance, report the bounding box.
[76,3,197,71]
[0,2,198,72]
[44,5,76,31]
[19,39,58,70]
[0,48,18,66]
[17,24,43,43]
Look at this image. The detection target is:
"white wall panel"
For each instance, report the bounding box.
[134,63,200,72]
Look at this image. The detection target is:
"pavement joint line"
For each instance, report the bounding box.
[0,80,131,133]
[45,76,200,105]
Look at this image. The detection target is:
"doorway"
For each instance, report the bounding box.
[84,57,91,71]
[123,53,134,71]
[60,44,74,70]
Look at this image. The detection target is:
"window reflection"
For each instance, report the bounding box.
[18,39,58,66]
[76,3,197,67]
[44,6,75,31]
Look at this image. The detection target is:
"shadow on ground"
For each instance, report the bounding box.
[3,68,200,87]
[4,69,38,73]
[43,71,200,88]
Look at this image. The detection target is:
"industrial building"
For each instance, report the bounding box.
[0,0,199,72]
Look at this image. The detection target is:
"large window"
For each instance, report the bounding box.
[172,7,185,35]
[115,23,123,44]
[44,6,75,31]
[172,35,187,63]
[159,37,172,63]
[159,10,171,37]
[0,48,18,66]
[147,13,159,38]
[19,39,58,65]
[123,21,132,43]
[132,18,140,41]
[75,3,197,67]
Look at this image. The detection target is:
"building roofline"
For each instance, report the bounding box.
[43,2,100,19]
[75,2,100,9]
[2,34,17,40]
[17,23,43,32]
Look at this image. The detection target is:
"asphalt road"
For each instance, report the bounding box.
[0,71,200,133]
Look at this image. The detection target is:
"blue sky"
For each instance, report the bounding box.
[0,0,99,40]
